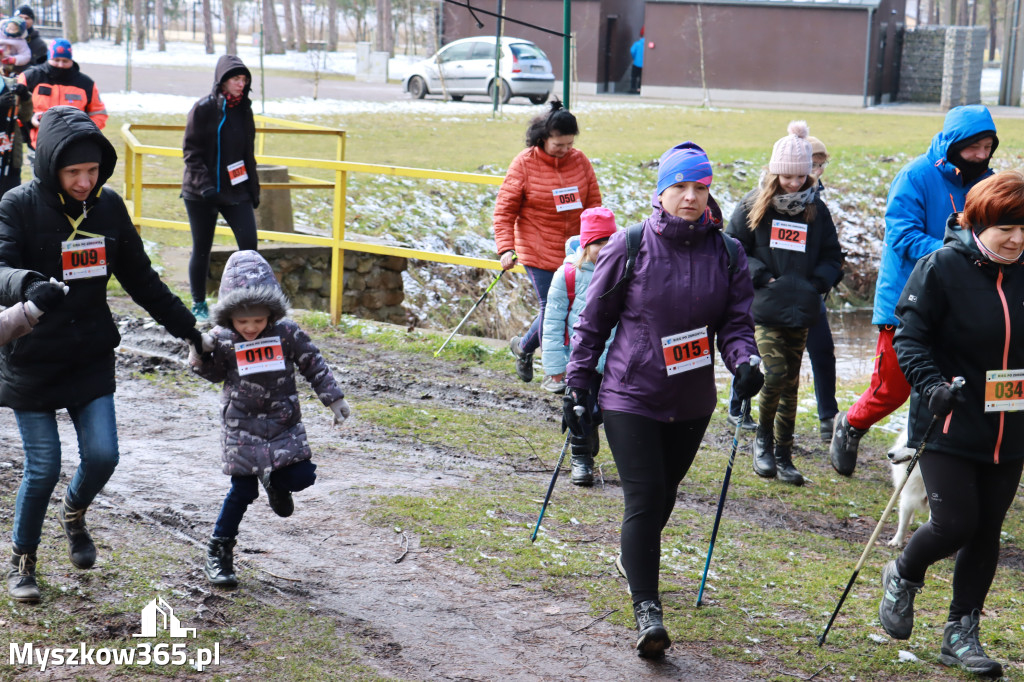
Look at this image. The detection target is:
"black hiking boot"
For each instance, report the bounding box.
[58,495,96,569]
[509,336,534,383]
[633,599,671,658]
[773,444,804,486]
[752,428,776,478]
[259,470,294,518]
[7,546,40,603]
[819,417,835,442]
[939,610,1003,678]
[570,432,595,486]
[879,559,923,640]
[830,411,867,476]
[727,411,757,431]
[204,536,238,588]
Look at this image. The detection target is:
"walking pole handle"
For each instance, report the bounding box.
[748,355,761,368]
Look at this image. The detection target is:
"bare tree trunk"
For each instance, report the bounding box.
[101,0,110,38]
[294,0,307,51]
[77,0,90,41]
[263,0,285,53]
[202,0,214,53]
[156,0,166,49]
[989,0,999,59]
[222,0,237,54]
[61,0,78,41]
[281,0,295,49]
[327,0,337,50]
[133,0,145,48]
[113,0,124,44]
[375,0,392,54]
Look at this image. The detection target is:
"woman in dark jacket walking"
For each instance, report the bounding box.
[726,121,843,486]
[0,106,202,603]
[565,142,762,657]
[878,171,1024,678]
[182,54,260,321]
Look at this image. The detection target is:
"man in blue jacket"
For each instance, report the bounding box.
[830,105,998,476]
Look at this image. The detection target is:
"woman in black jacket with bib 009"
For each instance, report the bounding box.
[181,54,260,321]
[879,171,1024,677]
[725,121,843,486]
[0,106,201,604]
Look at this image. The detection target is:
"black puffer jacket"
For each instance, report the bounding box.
[181,55,259,207]
[0,106,197,410]
[894,215,1024,464]
[726,189,843,328]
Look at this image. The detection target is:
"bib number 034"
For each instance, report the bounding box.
[984,369,1024,412]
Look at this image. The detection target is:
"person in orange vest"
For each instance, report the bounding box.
[16,39,106,149]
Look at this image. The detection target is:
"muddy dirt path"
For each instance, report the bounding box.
[0,310,765,681]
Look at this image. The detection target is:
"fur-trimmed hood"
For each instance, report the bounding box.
[213,250,289,328]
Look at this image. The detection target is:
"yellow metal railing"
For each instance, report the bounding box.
[121,115,521,324]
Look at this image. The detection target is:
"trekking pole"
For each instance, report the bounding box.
[434,256,514,357]
[531,406,586,542]
[817,376,965,646]
[697,355,760,607]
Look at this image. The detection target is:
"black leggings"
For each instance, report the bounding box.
[897,451,1023,621]
[604,409,711,605]
[184,198,258,303]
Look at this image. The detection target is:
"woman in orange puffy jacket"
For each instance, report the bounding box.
[493,101,601,383]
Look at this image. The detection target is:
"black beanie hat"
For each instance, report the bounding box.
[220,66,248,85]
[17,5,34,21]
[58,139,103,169]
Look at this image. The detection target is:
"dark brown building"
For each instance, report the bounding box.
[442,0,907,107]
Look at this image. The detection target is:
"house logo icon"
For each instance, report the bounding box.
[132,597,197,639]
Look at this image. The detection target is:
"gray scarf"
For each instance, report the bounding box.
[772,185,818,216]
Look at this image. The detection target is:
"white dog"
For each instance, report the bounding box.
[886,427,930,548]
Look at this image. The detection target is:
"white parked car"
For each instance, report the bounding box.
[403,36,554,105]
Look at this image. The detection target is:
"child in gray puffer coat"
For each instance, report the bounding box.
[189,250,350,587]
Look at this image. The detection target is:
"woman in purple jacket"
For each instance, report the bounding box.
[564,142,762,657]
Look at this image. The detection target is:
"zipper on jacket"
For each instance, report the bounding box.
[992,268,1011,464]
[215,98,227,194]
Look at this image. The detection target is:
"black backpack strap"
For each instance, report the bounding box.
[719,230,738,275]
[598,222,644,300]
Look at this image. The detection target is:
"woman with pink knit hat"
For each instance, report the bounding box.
[725,121,843,486]
[540,206,618,486]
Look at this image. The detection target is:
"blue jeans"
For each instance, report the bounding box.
[213,460,317,538]
[519,266,555,355]
[12,394,120,551]
[729,299,838,421]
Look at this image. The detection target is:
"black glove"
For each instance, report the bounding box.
[733,362,765,400]
[561,386,590,437]
[185,328,205,354]
[201,187,217,201]
[24,280,65,313]
[811,277,830,295]
[926,382,965,417]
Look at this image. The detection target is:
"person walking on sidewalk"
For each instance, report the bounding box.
[830,105,998,476]
[541,206,617,486]
[493,100,601,384]
[726,121,843,486]
[0,107,204,603]
[877,170,1024,679]
[181,55,261,322]
[190,250,350,587]
[629,29,644,93]
[564,142,761,658]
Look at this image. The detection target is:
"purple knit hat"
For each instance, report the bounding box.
[656,142,713,195]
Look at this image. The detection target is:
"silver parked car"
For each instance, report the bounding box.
[403,36,554,105]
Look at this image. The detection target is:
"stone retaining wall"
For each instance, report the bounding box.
[898,26,987,107]
[207,244,406,324]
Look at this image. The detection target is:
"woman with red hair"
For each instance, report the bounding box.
[879,170,1024,678]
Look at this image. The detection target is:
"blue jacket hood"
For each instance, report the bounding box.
[926,105,997,180]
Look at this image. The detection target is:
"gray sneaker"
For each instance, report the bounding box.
[831,411,867,476]
[939,610,1003,678]
[879,559,923,640]
[509,336,534,383]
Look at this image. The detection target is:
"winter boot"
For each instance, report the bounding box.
[509,336,534,383]
[204,537,238,588]
[879,559,923,640]
[570,433,595,486]
[58,494,96,569]
[819,416,835,443]
[830,411,867,476]
[939,610,1003,678]
[773,443,804,486]
[752,428,776,478]
[259,470,294,518]
[727,401,757,431]
[7,546,40,603]
[633,599,671,658]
